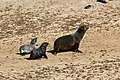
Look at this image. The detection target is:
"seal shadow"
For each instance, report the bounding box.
[25,57,46,60]
[47,49,83,54]
[25,58,40,60]
[16,52,30,56]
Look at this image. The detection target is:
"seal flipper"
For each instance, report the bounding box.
[72,43,83,53]
[43,54,48,59]
[73,49,83,53]
[47,50,57,55]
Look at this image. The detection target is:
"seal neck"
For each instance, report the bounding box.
[30,44,36,48]
[74,31,86,39]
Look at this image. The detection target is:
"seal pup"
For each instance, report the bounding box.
[52,23,89,55]
[19,38,37,54]
[29,42,49,59]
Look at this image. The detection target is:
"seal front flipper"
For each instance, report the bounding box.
[73,49,83,53]
[71,43,83,53]
[43,54,48,59]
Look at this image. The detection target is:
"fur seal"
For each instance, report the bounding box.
[19,38,37,54]
[52,23,89,55]
[29,42,49,59]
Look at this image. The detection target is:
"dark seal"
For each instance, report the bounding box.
[52,23,89,55]
[29,42,49,59]
[84,5,92,9]
[97,0,108,3]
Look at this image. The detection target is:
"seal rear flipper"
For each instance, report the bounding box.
[47,50,56,54]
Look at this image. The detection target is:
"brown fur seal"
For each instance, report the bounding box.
[52,23,89,55]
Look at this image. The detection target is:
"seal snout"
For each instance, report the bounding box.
[77,23,89,32]
[85,26,89,30]
[31,37,37,44]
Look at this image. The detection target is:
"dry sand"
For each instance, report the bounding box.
[0,0,120,80]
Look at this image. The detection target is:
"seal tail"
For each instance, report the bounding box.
[47,50,54,53]
[47,50,57,55]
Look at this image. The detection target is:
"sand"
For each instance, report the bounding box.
[0,0,120,80]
